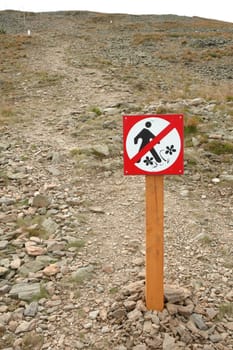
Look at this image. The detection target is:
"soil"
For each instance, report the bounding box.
[0,10,233,350]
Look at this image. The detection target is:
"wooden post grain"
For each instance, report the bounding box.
[145,175,164,311]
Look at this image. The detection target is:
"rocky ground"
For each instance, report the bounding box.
[0,10,233,350]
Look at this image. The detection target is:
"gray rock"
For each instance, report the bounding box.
[209,333,222,343]
[47,166,61,176]
[9,282,41,301]
[74,340,85,349]
[71,265,94,282]
[89,310,99,320]
[132,345,147,350]
[164,285,191,303]
[0,197,15,205]
[0,266,8,277]
[163,334,176,350]
[127,309,142,321]
[220,174,233,182]
[24,301,39,317]
[92,144,109,157]
[190,313,208,330]
[18,260,47,276]
[15,320,34,334]
[0,240,9,250]
[42,217,58,234]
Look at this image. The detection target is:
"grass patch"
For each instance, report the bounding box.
[200,235,212,245]
[184,116,199,136]
[67,239,85,250]
[0,27,6,34]
[204,140,233,155]
[0,171,9,186]
[16,215,49,239]
[109,286,119,294]
[0,105,17,125]
[217,303,233,320]
[133,32,164,46]
[22,331,44,350]
[90,106,102,116]
[34,71,64,87]
[226,95,233,102]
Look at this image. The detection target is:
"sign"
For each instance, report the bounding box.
[123,114,184,175]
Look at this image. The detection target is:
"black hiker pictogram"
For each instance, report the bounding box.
[134,121,162,163]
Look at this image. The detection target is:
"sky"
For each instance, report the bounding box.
[0,0,232,23]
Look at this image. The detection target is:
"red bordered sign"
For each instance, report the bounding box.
[123,114,184,175]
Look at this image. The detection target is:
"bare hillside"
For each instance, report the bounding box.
[0,11,233,350]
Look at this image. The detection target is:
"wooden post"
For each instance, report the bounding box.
[145,175,164,311]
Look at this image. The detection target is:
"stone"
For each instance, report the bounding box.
[211,178,220,184]
[0,266,8,277]
[190,313,208,330]
[132,345,147,350]
[164,285,191,303]
[18,259,47,276]
[71,265,94,282]
[111,307,127,321]
[25,244,46,256]
[0,240,9,249]
[166,303,178,315]
[9,282,41,301]
[225,322,233,331]
[24,301,38,317]
[206,308,218,320]
[74,340,85,349]
[177,303,194,317]
[92,144,109,157]
[162,334,176,350]
[31,194,50,208]
[42,217,58,235]
[89,310,99,320]
[43,264,60,276]
[47,166,61,176]
[123,300,136,311]
[89,206,105,214]
[15,320,35,334]
[101,325,110,333]
[220,174,233,182]
[136,300,147,312]
[209,333,222,343]
[122,280,144,295]
[143,320,152,333]
[10,257,21,269]
[127,309,142,321]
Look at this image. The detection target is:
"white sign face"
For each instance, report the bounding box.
[126,117,181,173]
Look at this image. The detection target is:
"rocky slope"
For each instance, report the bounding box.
[0,10,233,350]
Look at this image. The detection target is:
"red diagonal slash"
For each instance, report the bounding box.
[131,121,175,164]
